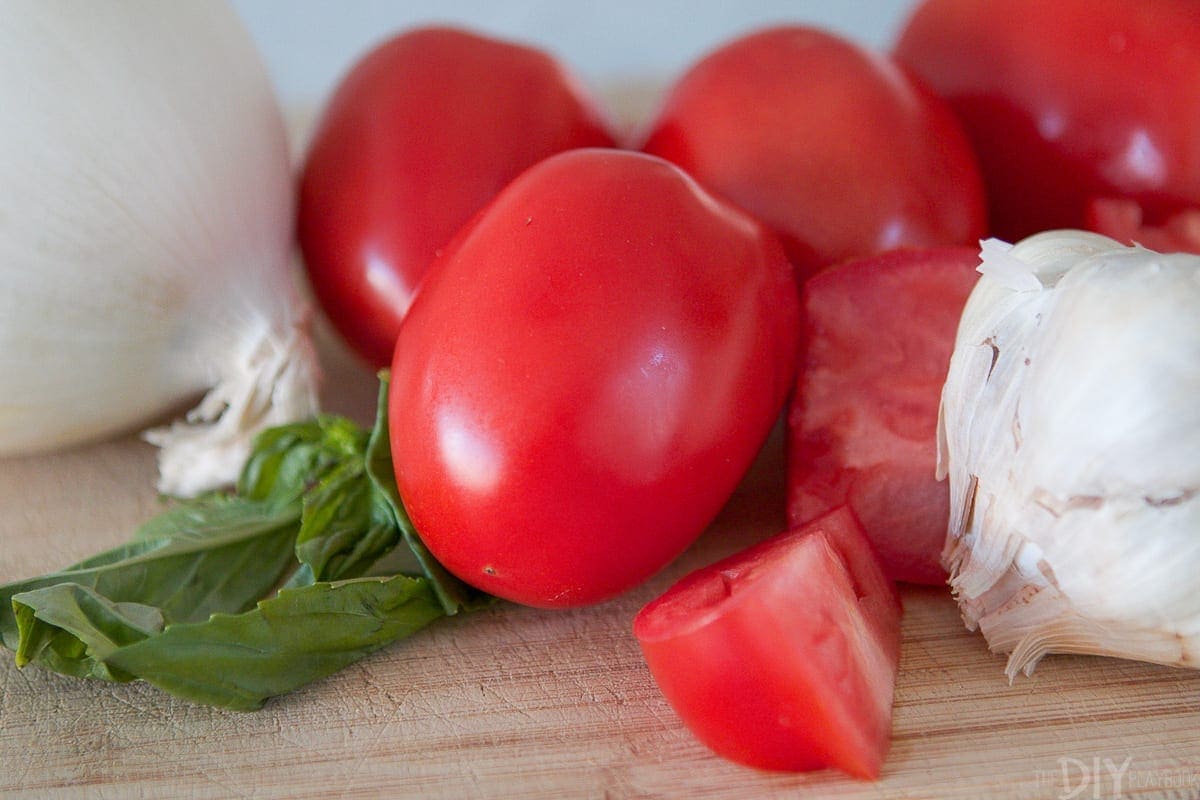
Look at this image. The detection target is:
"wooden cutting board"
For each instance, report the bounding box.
[2,327,1199,800]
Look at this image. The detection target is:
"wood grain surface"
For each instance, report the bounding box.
[3,324,1199,800]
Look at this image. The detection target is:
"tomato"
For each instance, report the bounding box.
[894,0,1200,248]
[388,149,801,608]
[639,26,986,278]
[298,27,616,367]
[1086,199,1200,255]
[633,508,902,777]
[788,247,979,585]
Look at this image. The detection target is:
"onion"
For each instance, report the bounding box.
[0,0,319,496]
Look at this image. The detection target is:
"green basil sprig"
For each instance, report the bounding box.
[0,374,489,710]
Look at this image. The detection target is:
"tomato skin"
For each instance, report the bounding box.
[788,247,980,585]
[633,508,901,777]
[389,149,801,608]
[298,27,616,367]
[640,26,986,278]
[1086,199,1200,254]
[895,0,1200,244]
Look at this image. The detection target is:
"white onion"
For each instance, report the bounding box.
[937,231,1200,677]
[0,0,319,496]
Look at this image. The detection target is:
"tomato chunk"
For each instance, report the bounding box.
[788,247,979,585]
[634,508,901,778]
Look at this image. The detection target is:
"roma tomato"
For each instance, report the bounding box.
[788,247,980,585]
[298,27,616,367]
[634,508,902,778]
[389,149,801,608]
[1086,199,1200,255]
[895,0,1200,248]
[639,26,986,278]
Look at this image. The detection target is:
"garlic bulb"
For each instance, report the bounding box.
[937,231,1200,677]
[0,0,319,496]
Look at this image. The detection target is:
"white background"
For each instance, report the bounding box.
[228,0,918,112]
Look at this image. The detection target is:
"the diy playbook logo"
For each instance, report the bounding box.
[1036,756,1200,799]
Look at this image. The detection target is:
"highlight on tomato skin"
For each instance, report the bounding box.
[894,0,1200,248]
[788,246,982,586]
[388,148,802,609]
[639,25,987,279]
[633,508,902,779]
[298,26,617,368]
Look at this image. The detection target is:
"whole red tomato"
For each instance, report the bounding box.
[298,27,615,367]
[895,0,1200,247]
[639,26,986,278]
[389,149,800,608]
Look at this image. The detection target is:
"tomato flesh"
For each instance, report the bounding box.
[634,508,902,777]
[895,0,1200,246]
[389,149,801,608]
[788,247,980,585]
[298,27,616,366]
[640,26,986,278]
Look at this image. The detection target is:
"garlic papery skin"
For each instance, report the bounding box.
[937,230,1200,678]
[0,0,319,496]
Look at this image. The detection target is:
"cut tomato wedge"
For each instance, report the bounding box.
[788,247,980,585]
[633,508,901,778]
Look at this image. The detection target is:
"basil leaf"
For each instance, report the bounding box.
[12,583,162,680]
[0,497,300,654]
[0,372,491,710]
[104,575,444,711]
[294,458,399,583]
[236,415,366,506]
[364,373,493,615]
[11,576,443,710]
